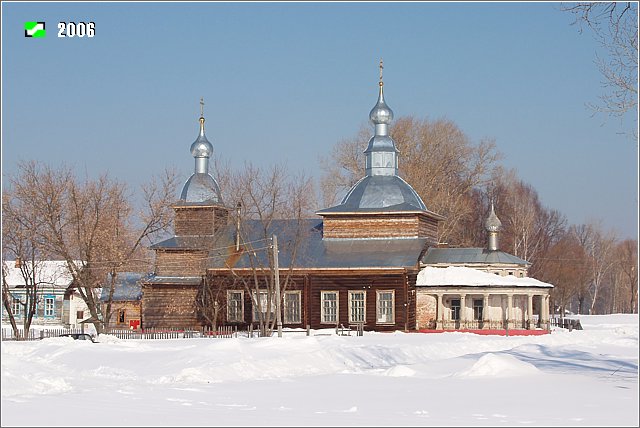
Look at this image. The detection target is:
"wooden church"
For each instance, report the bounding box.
[141,65,552,333]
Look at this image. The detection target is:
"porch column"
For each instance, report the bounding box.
[542,294,550,330]
[506,294,513,330]
[527,294,535,330]
[436,293,444,330]
[460,293,467,329]
[482,293,490,329]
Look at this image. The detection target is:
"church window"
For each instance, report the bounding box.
[376,290,395,324]
[283,291,301,324]
[227,290,244,322]
[321,291,338,324]
[252,291,274,322]
[348,291,366,323]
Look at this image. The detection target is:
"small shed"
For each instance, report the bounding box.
[100,272,146,330]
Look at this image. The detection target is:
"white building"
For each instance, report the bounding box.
[2,260,90,328]
[416,204,553,331]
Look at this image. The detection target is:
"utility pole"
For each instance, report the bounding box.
[273,234,282,337]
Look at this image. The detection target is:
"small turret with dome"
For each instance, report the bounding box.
[318,60,433,214]
[179,98,223,205]
[364,59,399,177]
[485,200,503,251]
[317,61,444,241]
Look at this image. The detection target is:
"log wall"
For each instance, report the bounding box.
[155,250,208,276]
[322,213,439,242]
[173,206,229,236]
[307,273,410,331]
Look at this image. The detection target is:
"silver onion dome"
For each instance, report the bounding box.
[316,62,430,215]
[190,117,214,161]
[484,202,503,232]
[364,60,399,177]
[178,101,224,205]
[369,84,394,125]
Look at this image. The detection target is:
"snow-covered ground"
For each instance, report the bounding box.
[2,314,638,426]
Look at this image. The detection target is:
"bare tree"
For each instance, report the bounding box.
[614,239,638,313]
[492,171,567,277]
[215,162,315,336]
[4,161,178,334]
[195,274,226,333]
[543,230,590,316]
[2,187,63,339]
[571,222,618,314]
[561,2,638,134]
[1,262,19,335]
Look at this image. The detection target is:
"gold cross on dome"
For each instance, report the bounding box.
[200,97,204,117]
[379,59,384,85]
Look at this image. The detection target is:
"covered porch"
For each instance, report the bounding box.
[415,266,553,332]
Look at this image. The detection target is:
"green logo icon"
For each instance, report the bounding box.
[25,22,46,38]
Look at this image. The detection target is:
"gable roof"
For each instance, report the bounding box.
[151,219,428,271]
[2,260,75,288]
[99,272,147,301]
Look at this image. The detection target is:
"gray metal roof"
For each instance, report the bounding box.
[99,272,147,302]
[143,276,203,285]
[150,235,215,250]
[316,175,430,214]
[207,219,428,270]
[422,247,530,266]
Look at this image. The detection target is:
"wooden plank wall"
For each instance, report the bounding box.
[141,272,417,332]
[104,301,141,329]
[307,273,409,331]
[141,284,200,328]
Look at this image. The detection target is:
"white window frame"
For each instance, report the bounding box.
[44,296,55,318]
[376,290,395,324]
[11,295,21,317]
[227,290,244,322]
[252,290,274,322]
[348,290,366,324]
[283,291,301,324]
[320,291,339,324]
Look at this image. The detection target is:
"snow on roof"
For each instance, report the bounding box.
[416,266,553,288]
[3,260,75,288]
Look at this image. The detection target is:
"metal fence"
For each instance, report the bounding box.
[550,317,583,330]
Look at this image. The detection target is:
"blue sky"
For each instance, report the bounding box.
[2,2,638,240]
